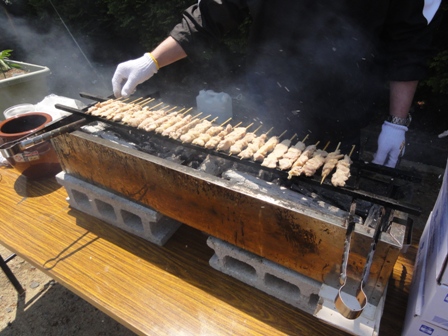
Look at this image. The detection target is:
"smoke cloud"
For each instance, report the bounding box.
[0,6,116,104]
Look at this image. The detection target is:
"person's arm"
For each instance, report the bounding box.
[372,80,418,167]
[389,80,418,119]
[151,36,187,68]
[372,0,443,168]
[112,1,249,98]
[111,36,187,98]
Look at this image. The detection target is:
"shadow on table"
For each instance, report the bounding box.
[0,280,136,336]
[13,174,62,198]
[70,207,351,336]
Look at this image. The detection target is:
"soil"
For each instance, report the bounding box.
[0,67,28,80]
[0,244,136,336]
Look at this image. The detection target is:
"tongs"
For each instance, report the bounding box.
[0,106,97,159]
[334,203,385,319]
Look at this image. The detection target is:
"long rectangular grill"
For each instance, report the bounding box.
[53,93,421,313]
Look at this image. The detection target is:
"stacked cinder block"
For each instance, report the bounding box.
[56,172,181,246]
[207,236,322,314]
[208,236,386,335]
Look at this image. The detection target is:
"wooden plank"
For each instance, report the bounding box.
[0,165,354,336]
[0,164,420,335]
[52,131,404,304]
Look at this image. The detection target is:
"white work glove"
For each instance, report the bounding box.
[112,53,158,98]
[372,121,407,168]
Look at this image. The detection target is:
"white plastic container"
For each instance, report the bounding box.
[3,103,36,119]
[196,90,232,124]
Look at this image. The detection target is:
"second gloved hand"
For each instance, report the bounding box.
[112,53,158,98]
[372,121,407,168]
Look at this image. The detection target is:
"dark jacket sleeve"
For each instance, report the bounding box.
[169,0,250,59]
[383,0,444,81]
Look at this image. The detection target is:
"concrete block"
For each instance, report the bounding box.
[56,172,181,246]
[207,236,387,336]
[207,236,321,314]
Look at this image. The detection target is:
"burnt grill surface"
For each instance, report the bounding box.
[55,93,422,219]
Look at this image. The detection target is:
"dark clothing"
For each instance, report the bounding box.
[170,0,443,143]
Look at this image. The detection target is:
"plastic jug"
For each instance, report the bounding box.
[196,90,232,124]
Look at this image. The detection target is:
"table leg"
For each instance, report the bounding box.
[0,254,25,295]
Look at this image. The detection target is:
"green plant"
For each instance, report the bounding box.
[0,49,23,79]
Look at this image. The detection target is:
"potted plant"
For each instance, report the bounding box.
[0,49,50,120]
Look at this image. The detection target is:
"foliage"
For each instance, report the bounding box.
[20,0,448,97]
[422,50,448,94]
[0,49,21,78]
[420,3,448,96]
[0,49,13,73]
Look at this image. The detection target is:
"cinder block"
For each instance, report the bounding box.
[207,236,321,314]
[207,236,386,336]
[56,172,181,246]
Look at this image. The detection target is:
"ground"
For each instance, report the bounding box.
[0,245,136,336]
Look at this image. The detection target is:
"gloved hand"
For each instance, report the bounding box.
[112,53,158,98]
[372,121,407,168]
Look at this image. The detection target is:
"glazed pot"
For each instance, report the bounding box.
[0,112,61,179]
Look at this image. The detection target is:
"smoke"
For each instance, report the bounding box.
[0,6,116,104]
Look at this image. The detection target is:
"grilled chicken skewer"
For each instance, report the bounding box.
[278,134,309,170]
[299,141,330,177]
[193,117,233,145]
[229,125,262,155]
[238,127,272,159]
[320,143,344,184]
[123,105,174,127]
[253,130,286,162]
[261,133,297,168]
[204,122,240,149]
[287,141,320,179]
[216,123,253,152]
[181,118,221,144]
[331,145,355,187]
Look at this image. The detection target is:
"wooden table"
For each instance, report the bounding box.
[0,166,418,335]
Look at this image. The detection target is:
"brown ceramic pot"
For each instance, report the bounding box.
[0,112,61,179]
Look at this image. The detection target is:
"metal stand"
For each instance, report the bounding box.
[0,253,25,295]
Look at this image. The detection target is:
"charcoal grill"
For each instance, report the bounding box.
[39,92,421,329]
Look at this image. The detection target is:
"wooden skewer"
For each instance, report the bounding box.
[323,141,331,151]
[198,113,210,120]
[129,97,144,104]
[302,134,309,143]
[290,133,298,141]
[265,127,274,136]
[148,102,164,110]
[162,106,179,114]
[234,122,243,128]
[210,116,219,123]
[278,130,287,138]
[139,97,154,105]
[245,122,254,130]
[320,175,326,185]
[220,117,232,127]
[349,145,356,158]
[181,108,193,116]
[253,125,262,134]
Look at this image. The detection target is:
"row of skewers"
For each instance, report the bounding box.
[86,97,355,187]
